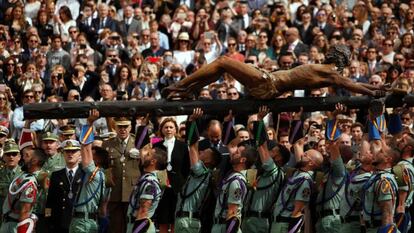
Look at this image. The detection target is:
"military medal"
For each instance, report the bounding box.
[167,163,172,171]
[68,191,73,199]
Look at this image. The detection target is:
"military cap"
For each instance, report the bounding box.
[59,124,76,135]
[62,140,81,151]
[114,117,131,126]
[42,132,59,141]
[0,126,9,136]
[3,140,20,154]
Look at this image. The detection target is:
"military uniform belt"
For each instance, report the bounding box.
[213,217,227,224]
[73,211,98,220]
[365,220,382,228]
[317,209,340,218]
[2,214,18,223]
[340,215,360,223]
[275,215,291,223]
[176,211,200,219]
[245,211,271,219]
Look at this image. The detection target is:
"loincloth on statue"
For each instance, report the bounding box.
[245,65,281,99]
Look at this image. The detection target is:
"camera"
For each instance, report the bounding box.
[111,58,118,64]
[80,44,86,49]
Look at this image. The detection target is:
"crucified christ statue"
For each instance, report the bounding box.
[162,45,386,100]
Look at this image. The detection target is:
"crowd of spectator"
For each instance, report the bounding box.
[0,0,414,232]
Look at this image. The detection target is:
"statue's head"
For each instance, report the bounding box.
[324,45,351,73]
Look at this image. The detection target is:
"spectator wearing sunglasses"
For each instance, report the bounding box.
[11,89,44,140]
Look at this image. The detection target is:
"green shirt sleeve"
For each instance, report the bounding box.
[295,179,311,202]
[377,179,394,202]
[227,179,244,205]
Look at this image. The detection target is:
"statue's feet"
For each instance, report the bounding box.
[373,90,386,98]
[162,85,194,100]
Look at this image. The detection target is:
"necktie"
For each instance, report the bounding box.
[100,19,105,29]
[122,140,127,153]
[68,170,74,182]
[125,20,130,32]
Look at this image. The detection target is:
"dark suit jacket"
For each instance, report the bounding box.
[280,41,309,58]
[154,139,190,194]
[46,167,84,232]
[312,23,335,38]
[91,17,117,33]
[118,18,142,39]
[297,24,314,45]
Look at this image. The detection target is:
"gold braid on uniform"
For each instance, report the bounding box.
[88,166,100,183]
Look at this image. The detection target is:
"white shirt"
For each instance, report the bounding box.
[66,165,79,178]
[163,137,175,163]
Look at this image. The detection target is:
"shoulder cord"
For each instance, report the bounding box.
[344,171,370,217]
[73,170,104,208]
[280,172,312,212]
[218,173,247,218]
[129,173,160,211]
[245,167,281,213]
[178,170,210,213]
[362,174,398,221]
[315,169,347,205]
[6,174,37,216]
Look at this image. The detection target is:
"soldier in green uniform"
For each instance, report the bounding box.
[0,139,22,227]
[41,132,66,173]
[127,145,167,233]
[394,133,414,233]
[270,149,324,233]
[69,109,105,233]
[0,148,47,233]
[211,141,257,233]
[242,106,288,233]
[102,117,139,233]
[315,135,347,233]
[59,124,77,141]
[362,140,399,233]
[174,108,221,233]
[339,140,373,233]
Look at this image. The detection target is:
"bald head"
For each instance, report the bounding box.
[208,120,222,144]
[286,28,299,43]
[339,134,351,146]
[306,149,324,169]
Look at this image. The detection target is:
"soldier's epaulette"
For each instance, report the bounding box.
[246,169,257,190]
[392,164,408,187]
[156,169,168,189]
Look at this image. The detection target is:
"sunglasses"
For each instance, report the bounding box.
[25,95,34,99]
[7,63,14,66]
[5,153,19,157]
[228,43,236,47]
[30,40,38,43]
[0,97,7,100]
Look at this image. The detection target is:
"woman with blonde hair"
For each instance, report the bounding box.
[153,117,190,233]
[133,60,161,99]
[0,91,13,129]
[45,64,67,98]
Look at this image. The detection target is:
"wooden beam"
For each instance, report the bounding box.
[23,94,409,119]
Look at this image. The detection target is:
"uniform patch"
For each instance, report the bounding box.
[144,185,154,194]
[381,180,391,194]
[234,188,242,200]
[302,188,310,198]
[25,186,34,199]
